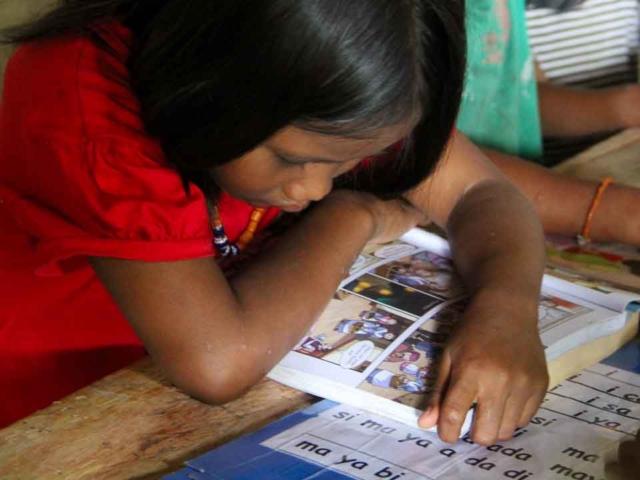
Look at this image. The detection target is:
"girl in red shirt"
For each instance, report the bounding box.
[0,0,549,446]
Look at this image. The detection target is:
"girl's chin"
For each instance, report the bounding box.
[244,198,310,213]
[279,202,310,213]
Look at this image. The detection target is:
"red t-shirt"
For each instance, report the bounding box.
[0,23,280,427]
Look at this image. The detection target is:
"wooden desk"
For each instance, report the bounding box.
[1,130,639,480]
[0,359,315,479]
[553,128,640,185]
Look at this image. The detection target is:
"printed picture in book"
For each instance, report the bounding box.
[538,294,592,333]
[546,235,640,294]
[293,247,467,409]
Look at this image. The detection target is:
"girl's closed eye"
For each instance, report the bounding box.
[273,152,357,177]
[275,153,306,168]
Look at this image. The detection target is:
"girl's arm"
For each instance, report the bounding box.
[484,147,640,246]
[91,193,422,405]
[537,82,640,137]
[406,132,549,445]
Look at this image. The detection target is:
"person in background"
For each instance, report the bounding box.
[462,0,640,247]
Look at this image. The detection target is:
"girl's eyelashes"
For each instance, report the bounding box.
[272,150,363,173]
[275,153,306,167]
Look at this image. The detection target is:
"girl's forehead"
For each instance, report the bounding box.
[268,121,415,161]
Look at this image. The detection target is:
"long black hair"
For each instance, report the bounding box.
[3,0,466,199]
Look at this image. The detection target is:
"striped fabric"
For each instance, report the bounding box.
[526,0,640,162]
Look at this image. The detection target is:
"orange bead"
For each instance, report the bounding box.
[230,208,267,251]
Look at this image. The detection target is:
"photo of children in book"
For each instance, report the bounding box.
[371,250,465,300]
[357,329,444,406]
[546,235,640,294]
[292,293,417,370]
[342,274,443,318]
[357,302,466,408]
[537,293,592,333]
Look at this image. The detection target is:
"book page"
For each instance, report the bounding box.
[272,239,629,428]
[275,243,467,420]
[351,228,640,312]
[544,235,640,313]
[539,287,629,361]
[393,228,640,314]
[175,341,640,480]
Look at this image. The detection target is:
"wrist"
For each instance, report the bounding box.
[470,286,541,330]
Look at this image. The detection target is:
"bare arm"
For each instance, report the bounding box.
[91,195,420,405]
[407,133,545,300]
[484,147,640,245]
[406,133,548,445]
[537,82,640,137]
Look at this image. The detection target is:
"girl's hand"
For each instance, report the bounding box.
[606,429,640,479]
[324,190,428,244]
[418,294,549,446]
[404,133,547,445]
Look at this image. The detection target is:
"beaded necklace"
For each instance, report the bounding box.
[211,207,267,257]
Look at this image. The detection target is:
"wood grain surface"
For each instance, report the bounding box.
[554,128,640,185]
[0,358,315,479]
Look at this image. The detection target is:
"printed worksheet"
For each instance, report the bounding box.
[166,341,640,480]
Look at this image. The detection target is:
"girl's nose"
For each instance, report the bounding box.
[284,168,334,203]
[303,175,333,202]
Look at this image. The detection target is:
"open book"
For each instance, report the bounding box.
[267,229,640,429]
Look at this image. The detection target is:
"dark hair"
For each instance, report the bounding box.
[3,0,466,199]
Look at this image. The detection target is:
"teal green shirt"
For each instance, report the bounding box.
[457,0,543,161]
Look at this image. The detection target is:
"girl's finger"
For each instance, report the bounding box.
[618,436,640,469]
[518,387,547,428]
[437,372,479,444]
[468,384,509,446]
[418,352,452,430]
[497,390,530,441]
[419,400,440,430]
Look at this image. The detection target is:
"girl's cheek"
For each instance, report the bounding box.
[337,159,362,176]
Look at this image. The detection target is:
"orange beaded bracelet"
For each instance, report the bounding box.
[577,177,614,246]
